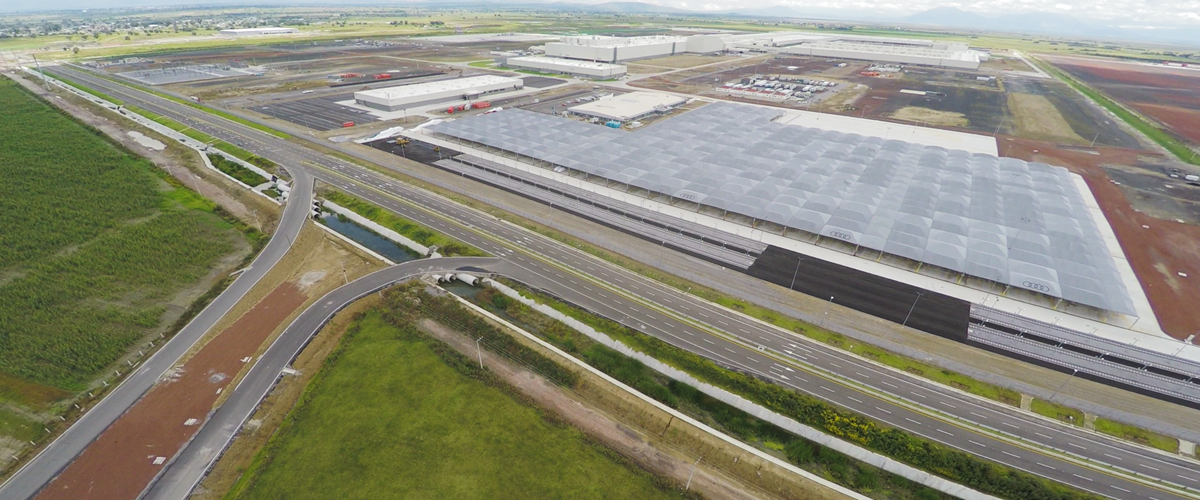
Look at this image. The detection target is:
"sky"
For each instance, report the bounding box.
[4,0,1200,29]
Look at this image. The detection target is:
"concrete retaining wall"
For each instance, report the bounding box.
[322,200,434,257]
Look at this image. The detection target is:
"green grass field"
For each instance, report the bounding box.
[226,310,691,500]
[0,76,245,399]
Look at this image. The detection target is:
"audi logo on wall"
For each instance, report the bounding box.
[1021,281,1052,293]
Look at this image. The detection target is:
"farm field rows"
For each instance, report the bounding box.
[225,308,692,500]
[0,76,250,462]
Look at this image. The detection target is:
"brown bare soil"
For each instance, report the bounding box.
[1046,55,1200,146]
[190,296,382,500]
[34,284,307,500]
[1007,93,1086,144]
[889,106,969,127]
[1002,136,1200,338]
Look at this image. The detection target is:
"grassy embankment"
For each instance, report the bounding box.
[224,305,695,500]
[46,71,278,171]
[0,76,256,449]
[476,281,1105,500]
[321,189,487,257]
[1034,57,1200,166]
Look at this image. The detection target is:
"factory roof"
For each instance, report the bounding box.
[428,103,1135,314]
[507,56,625,70]
[568,91,686,121]
[355,75,522,101]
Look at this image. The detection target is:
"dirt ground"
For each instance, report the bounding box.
[1007,93,1086,144]
[1002,136,1200,339]
[889,106,969,127]
[419,316,851,500]
[191,295,383,500]
[634,54,741,69]
[1046,55,1200,145]
[31,221,386,500]
[34,284,307,500]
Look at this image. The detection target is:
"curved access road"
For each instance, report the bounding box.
[44,65,1200,500]
[0,168,313,500]
[144,257,500,500]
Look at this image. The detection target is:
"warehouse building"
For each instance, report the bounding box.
[544,33,986,69]
[218,27,298,36]
[503,56,626,79]
[568,91,686,122]
[353,75,523,111]
[427,103,1136,316]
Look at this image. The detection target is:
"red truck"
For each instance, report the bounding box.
[373,73,392,80]
[342,121,355,128]
[472,101,491,109]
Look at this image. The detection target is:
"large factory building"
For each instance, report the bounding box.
[353,75,523,111]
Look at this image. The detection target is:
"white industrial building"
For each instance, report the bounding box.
[353,75,523,111]
[568,91,686,122]
[218,27,298,36]
[544,32,987,69]
[504,56,626,79]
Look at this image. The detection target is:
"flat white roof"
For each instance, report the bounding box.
[508,56,625,70]
[557,35,686,48]
[356,75,522,101]
[569,91,686,121]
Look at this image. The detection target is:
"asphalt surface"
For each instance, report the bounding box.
[0,149,313,500]
[144,257,501,500]
[34,65,1200,500]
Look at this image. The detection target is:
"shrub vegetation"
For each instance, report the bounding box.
[0,78,246,398]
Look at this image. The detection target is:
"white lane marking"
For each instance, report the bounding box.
[1001,422,1019,429]
[1034,432,1053,440]
[936,429,954,437]
[1067,442,1086,450]
[702,339,715,345]
[1001,450,1021,459]
[912,392,927,398]
[875,406,892,415]
[1178,475,1197,483]
[1072,474,1093,482]
[969,412,987,419]
[938,401,956,409]
[1103,453,1123,461]
[828,362,842,368]
[881,381,898,389]
[1139,464,1159,471]
[1110,485,1130,493]
[847,396,863,403]
[820,386,835,393]
[968,440,986,448]
[1037,462,1056,470]
[905,418,921,425]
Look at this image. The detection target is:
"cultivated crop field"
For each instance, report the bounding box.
[225,310,692,500]
[0,77,247,405]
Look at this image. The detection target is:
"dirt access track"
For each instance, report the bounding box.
[34,284,306,500]
[1003,136,1200,339]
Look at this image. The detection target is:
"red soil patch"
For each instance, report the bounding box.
[34,283,307,500]
[1128,103,1200,143]
[1001,137,1200,339]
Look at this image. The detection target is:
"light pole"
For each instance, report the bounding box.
[685,457,702,490]
[1048,369,1078,402]
[789,255,803,290]
[819,296,834,328]
[902,292,923,328]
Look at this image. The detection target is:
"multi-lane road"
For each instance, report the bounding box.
[17,65,1200,500]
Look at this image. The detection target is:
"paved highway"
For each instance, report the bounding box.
[0,143,313,500]
[145,257,502,500]
[43,66,1200,500]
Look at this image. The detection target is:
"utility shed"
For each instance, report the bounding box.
[568,91,686,122]
[354,75,523,111]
